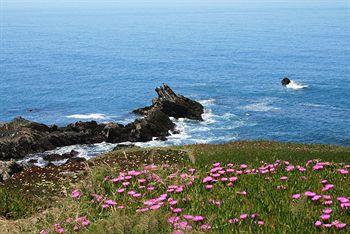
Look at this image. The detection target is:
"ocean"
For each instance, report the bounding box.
[1,1,350,162]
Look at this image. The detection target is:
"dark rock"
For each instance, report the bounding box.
[281,77,291,86]
[112,144,139,151]
[155,136,167,141]
[43,154,66,162]
[0,160,24,182]
[28,159,38,164]
[44,150,79,162]
[69,150,79,157]
[133,84,204,121]
[172,130,180,135]
[0,85,203,160]
[127,108,175,142]
[66,157,86,164]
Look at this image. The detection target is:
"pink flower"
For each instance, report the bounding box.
[228,218,239,224]
[168,216,180,224]
[322,184,334,191]
[171,207,182,213]
[323,208,332,214]
[240,164,248,169]
[240,214,248,220]
[122,182,130,186]
[200,224,211,231]
[150,204,161,210]
[280,176,288,181]
[117,205,125,209]
[117,188,125,193]
[76,216,91,227]
[311,195,322,202]
[237,191,247,196]
[193,216,204,222]
[338,169,349,174]
[337,197,349,203]
[183,214,194,220]
[105,199,117,206]
[257,220,264,226]
[321,179,328,184]
[203,176,214,183]
[127,190,136,195]
[334,222,347,230]
[71,189,81,199]
[314,220,322,227]
[292,194,301,199]
[321,214,330,220]
[40,230,49,234]
[205,184,213,190]
[53,224,64,234]
[229,177,238,182]
[304,191,316,197]
[324,200,333,206]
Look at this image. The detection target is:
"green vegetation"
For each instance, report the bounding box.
[0,141,349,233]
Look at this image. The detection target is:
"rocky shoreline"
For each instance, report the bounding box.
[0,84,204,181]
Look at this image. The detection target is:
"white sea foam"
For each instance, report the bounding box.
[242,102,280,112]
[286,80,308,90]
[66,113,107,120]
[199,99,216,106]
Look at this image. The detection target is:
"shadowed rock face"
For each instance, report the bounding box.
[0,85,199,160]
[133,84,204,121]
[0,160,24,182]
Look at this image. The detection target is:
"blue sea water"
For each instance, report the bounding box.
[1,1,350,150]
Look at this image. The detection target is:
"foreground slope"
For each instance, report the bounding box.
[1,141,349,233]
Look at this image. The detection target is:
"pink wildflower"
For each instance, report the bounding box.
[203,176,214,183]
[200,224,211,231]
[322,184,334,191]
[71,189,81,199]
[292,194,301,199]
[105,199,117,206]
[304,191,316,197]
[314,220,322,227]
[321,214,330,220]
[193,216,204,222]
[183,214,194,220]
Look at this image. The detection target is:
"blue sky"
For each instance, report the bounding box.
[2,0,349,10]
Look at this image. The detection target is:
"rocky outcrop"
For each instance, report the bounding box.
[133,84,204,121]
[0,160,24,182]
[0,85,202,161]
[281,77,291,86]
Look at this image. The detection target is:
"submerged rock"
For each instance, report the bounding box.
[133,84,204,121]
[281,77,291,86]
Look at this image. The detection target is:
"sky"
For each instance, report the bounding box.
[2,0,349,9]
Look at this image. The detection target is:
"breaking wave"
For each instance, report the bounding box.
[66,113,108,120]
[286,80,308,90]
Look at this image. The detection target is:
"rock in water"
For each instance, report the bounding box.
[0,160,24,182]
[0,85,202,160]
[281,77,291,86]
[133,84,204,121]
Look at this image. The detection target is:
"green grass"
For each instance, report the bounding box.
[0,141,349,233]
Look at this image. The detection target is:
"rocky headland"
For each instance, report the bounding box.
[0,85,203,180]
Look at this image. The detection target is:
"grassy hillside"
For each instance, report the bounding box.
[0,141,349,233]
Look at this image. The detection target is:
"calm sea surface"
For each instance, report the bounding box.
[1,2,350,149]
